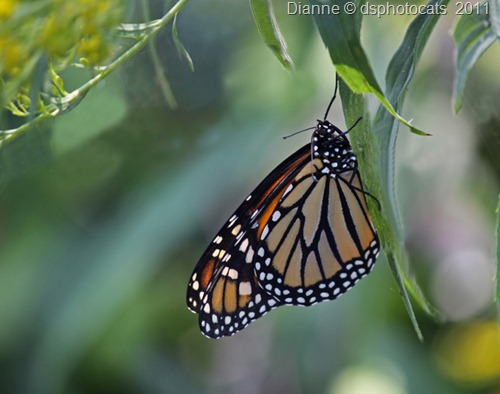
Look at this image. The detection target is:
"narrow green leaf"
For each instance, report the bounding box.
[312,0,428,136]
[452,2,496,112]
[249,0,294,71]
[372,0,448,322]
[172,15,194,71]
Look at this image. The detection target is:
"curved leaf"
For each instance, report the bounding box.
[452,2,497,113]
[250,0,294,71]
[172,15,194,71]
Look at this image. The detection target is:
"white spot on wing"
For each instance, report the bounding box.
[239,281,252,295]
[239,238,249,252]
[245,247,255,264]
[261,225,269,240]
[283,184,293,197]
[227,268,238,280]
[231,224,242,236]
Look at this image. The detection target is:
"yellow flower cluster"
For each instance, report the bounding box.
[0,0,123,79]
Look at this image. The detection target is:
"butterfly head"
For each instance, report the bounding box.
[313,120,356,174]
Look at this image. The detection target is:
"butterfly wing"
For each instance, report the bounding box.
[187,144,312,337]
[195,238,281,338]
[253,157,380,306]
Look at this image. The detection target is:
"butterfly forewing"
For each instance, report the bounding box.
[186,145,311,335]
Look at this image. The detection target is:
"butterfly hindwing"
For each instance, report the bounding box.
[196,235,282,338]
[253,159,380,306]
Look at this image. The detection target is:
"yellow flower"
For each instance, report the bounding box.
[0,35,24,76]
[79,34,110,64]
[39,13,77,57]
[0,0,18,19]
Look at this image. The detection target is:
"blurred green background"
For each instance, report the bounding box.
[1,1,500,393]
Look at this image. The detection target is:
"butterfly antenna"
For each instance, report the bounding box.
[345,117,362,134]
[323,74,339,121]
[283,126,315,140]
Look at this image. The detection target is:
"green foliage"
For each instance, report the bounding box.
[1,0,189,144]
[0,0,124,110]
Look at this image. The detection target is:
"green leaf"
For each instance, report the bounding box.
[452,2,497,113]
[372,0,448,323]
[339,79,426,342]
[172,15,194,71]
[312,0,428,136]
[249,0,294,71]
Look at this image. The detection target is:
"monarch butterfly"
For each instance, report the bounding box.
[187,79,380,338]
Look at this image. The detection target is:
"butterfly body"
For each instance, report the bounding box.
[312,120,357,177]
[187,102,380,339]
